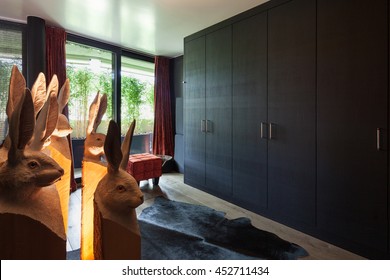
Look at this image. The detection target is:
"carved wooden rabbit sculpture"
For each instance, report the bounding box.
[93,120,144,259]
[94,120,143,216]
[0,88,66,259]
[0,66,73,231]
[84,92,107,162]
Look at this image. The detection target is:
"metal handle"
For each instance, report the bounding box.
[377,128,381,151]
[269,122,275,140]
[206,120,212,133]
[260,122,267,139]
[201,120,206,132]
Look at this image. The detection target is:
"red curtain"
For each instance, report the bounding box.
[46,26,77,192]
[46,26,66,86]
[153,56,174,157]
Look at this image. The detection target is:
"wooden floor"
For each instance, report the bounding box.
[67,172,365,260]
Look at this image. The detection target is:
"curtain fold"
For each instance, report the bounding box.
[46,25,77,192]
[153,56,174,157]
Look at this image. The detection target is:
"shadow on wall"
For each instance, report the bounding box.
[71,133,152,169]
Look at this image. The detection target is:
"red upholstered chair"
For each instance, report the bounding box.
[126,153,162,185]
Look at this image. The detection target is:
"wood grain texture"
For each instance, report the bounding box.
[80,160,106,260]
[184,36,206,187]
[47,136,72,233]
[267,0,316,226]
[232,11,268,212]
[317,0,388,257]
[0,213,66,259]
[205,26,232,196]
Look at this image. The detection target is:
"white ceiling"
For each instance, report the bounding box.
[0,0,269,58]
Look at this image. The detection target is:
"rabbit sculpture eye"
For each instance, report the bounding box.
[28,160,39,169]
[116,185,126,192]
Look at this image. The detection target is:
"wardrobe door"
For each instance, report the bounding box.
[268,0,316,225]
[205,26,232,195]
[317,0,388,256]
[232,13,268,211]
[184,36,206,187]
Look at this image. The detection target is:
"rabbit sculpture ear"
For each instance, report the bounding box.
[8,89,35,166]
[94,94,107,132]
[6,65,26,119]
[46,75,59,100]
[52,79,73,137]
[104,120,123,173]
[29,90,59,151]
[30,72,47,117]
[57,79,70,113]
[120,120,136,170]
[87,92,108,135]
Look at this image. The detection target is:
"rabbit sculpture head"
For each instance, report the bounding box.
[0,89,64,200]
[84,92,107,162]
[94,120,144,215]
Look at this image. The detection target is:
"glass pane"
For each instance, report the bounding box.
[121,56,154,152]
[0,24,23,143]
[66,41,113,139]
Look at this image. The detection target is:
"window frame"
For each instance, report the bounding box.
[0,19,27,143]
[66,33,154,132]
[0,19,27,77]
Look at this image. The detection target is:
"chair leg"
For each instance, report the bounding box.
[152,177,160,185]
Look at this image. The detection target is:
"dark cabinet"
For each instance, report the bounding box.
[317,0,388,256]
[184,26,232,196]
[205,26,232,195]
[267,0,316,225]
[231,0,316,224]
[184,36,206,187]
[183,0,389,258]
[232,12,268,211]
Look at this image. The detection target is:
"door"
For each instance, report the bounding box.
[205,26,232,195]
[317,0,388,256]
[232,13,268,211]
[268,0,316,225]
[184,36,206,187]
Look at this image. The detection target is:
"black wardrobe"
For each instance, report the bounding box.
[183,0,389,259]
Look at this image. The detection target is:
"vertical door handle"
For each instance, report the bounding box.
[206,120,212,133]
[377,128,381,151]
[260,122,267,139]
[201,120,206,132]
[269,122,275,140]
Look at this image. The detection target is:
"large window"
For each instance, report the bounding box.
[65,36,155,158]
[66,41,114,139]
[0,21,25,143]
[121,56,154,136]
